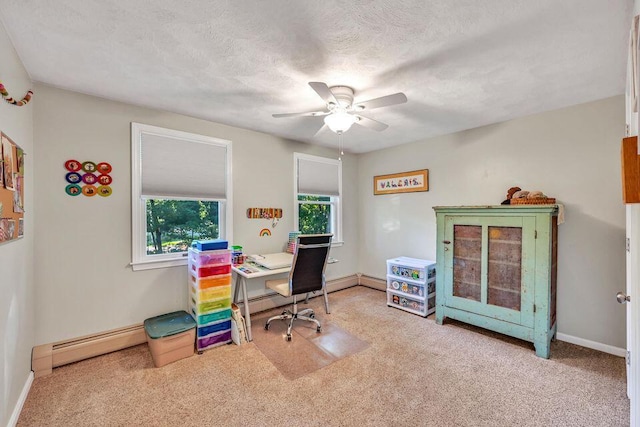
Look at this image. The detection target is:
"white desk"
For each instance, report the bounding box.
[232,257,335,342]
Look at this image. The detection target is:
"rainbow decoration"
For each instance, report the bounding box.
[0,82,32,106]
[259,228,271,237]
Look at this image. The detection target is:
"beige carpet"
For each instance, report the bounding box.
[250,308,369,380]
[18,286,629,426]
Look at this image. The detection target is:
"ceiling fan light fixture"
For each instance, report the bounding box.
[324,110,357,133]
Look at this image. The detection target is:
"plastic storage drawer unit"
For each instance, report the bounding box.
[144,311,196,368]
[187,246,233,352]
[386,257,436,317]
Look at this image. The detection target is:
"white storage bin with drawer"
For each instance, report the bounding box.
[386,257,436,317]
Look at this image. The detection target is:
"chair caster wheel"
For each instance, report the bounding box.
[286,334,292,341]
[264,323,270,331]
[309,313,315,319]
[197,351,203,355]
[316,326,322,333]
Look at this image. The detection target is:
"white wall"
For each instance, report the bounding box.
[357,96,627,349]
[0,21,34,427]
[33,84,358,345]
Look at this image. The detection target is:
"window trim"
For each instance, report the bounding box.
[131,123,233,271]
[293,153,343,245]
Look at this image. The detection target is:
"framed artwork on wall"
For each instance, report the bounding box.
[374,169,429,195]
[0,132,25,244]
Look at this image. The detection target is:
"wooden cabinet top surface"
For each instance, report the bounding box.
[433,205,558,214]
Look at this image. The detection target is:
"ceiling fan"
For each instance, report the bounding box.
[272,82,407,135]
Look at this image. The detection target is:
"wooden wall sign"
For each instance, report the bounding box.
[246,208,282,219]
[621,136,640,203]
[374,169,429,195]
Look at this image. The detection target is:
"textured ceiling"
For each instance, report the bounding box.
[0,1,633,153]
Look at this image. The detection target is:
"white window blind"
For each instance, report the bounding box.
[297,156,340,196]
[141,132,228,199]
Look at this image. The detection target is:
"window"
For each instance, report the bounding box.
[131,123,232,270]
[294,153,342,244]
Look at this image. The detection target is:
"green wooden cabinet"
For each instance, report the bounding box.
[433,205,558,358]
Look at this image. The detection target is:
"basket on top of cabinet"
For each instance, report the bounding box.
[386,257,436,317]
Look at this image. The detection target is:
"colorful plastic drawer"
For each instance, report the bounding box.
[197,330,232,351]
[387,290,435,317]
[188,248,231,267]
[197,320,232,337]
[189,273,232,290]
[190,262,231,278]
[387,275,428,298]
[191,297,231,314]
[191,308,232,325]
[191,284,232,302]
[386,257,436,284]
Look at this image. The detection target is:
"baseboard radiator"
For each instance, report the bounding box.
[32,274,361,377]
[32,324,147,378]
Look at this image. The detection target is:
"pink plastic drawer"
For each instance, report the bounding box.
[188,248,231,267]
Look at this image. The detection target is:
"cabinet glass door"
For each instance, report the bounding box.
[452,225,482,302]
[444,216,534,326]
[487,226,522,311]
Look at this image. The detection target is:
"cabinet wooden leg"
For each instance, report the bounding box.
[534,340,550,359]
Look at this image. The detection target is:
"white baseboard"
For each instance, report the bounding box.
[8,370,34,427]
[556,333,626,357]
[358,275,385,291]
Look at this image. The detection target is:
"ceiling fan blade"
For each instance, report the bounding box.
[309,82,339,106]
[353,92,407,111]
[314,123,329,137]
[272,110,328,118]
[354,114,389,132]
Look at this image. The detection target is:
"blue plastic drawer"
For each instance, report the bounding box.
[197,320,232,337]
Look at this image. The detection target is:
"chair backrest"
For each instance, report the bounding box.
[289,234,332,295]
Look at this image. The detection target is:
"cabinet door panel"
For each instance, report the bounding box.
[444,216,534,326]
[452,225,482,302]
[487,226,522,311]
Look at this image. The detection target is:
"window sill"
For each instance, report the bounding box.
[130,257,187,271]
[331,241,344,247]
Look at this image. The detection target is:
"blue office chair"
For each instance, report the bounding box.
[264,234,332,341]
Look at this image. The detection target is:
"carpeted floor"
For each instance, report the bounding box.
[250,309,369,380]
[18,286,629,426]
